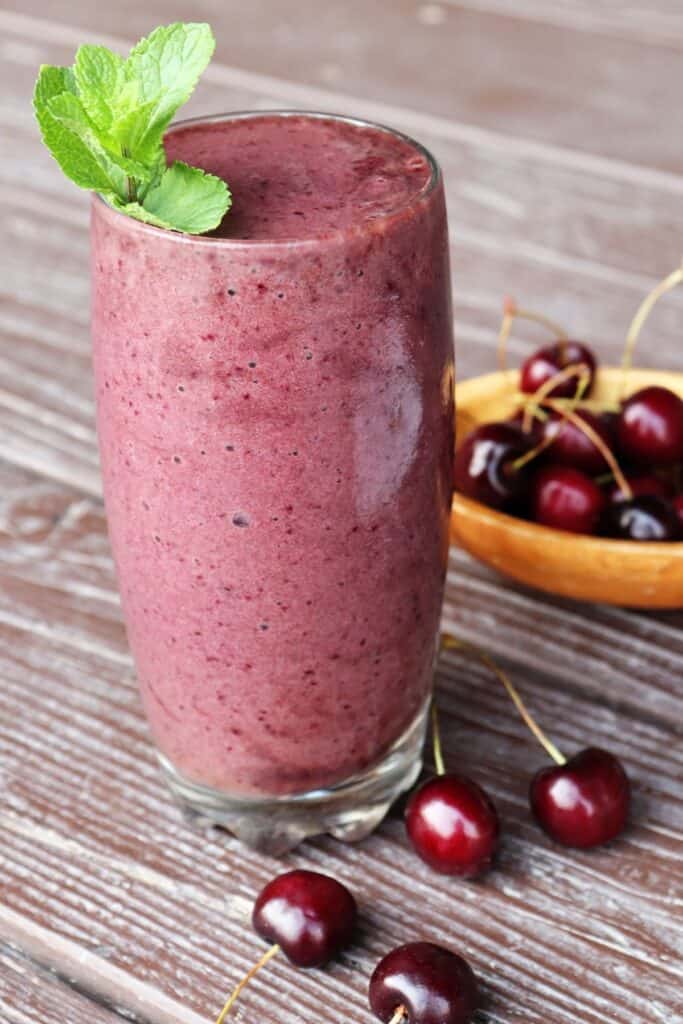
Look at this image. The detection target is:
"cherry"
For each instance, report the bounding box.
[541,410,612,474]
[252,869,357,967]
[604,495,680,541]
[617,386,683,466]
[530,748,630,848]
[607,473,671,504]
[520,341,597,398]
[215,870,357,1022]
[507,408,544,444]
[405,775,499,877]
[440,634,630,851]
[674,494,683,531]
[369,942,479,1024]
[531,464,605,534]
[454,422,531,509]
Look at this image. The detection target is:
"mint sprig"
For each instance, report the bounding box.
[33,23,231,234]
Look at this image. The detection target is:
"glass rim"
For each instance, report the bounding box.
[93,109,442,248]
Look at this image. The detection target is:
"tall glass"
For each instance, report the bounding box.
[91,112,454,853]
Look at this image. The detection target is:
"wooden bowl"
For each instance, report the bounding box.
[451,367,683,609]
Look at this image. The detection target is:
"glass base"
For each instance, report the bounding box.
[158,699,429,855]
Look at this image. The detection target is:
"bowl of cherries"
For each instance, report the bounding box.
[451,264,683,608]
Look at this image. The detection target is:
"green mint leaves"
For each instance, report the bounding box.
[33,23,231,234]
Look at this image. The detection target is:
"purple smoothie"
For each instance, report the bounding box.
[92,113,454,798]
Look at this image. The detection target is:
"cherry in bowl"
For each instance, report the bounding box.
[531,464,605,534]
[617,386,683,466]
[604,495,680,541]
[520,340,597,398]
[454,422,531,510]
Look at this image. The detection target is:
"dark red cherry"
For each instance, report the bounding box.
[252,870,356,967]
[530,748,630,848]
[454,422,532,509]
[674,494,683,530]
[405,774,500,877]
[604,495,680,541]
[541,410,611,474]
[507,409,544,444]
[607,473,671,504]
[617,386,683,466]
[520,341,597,398]
[531,464,605,534]
[369,942,479,1024]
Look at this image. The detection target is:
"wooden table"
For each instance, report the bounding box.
[1,2,682,1021]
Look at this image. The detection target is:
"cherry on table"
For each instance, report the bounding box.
[604,495,680,541]
[405,774,499,877]
[541,410,612,474]
[617,386,683,466]
[369,941,479,1024]
[530,747,630,848]
[520,340,597,398]
[531,464,605,533]
[454,422,532,510]
[214,870,356,1022]
[252,869,357,967]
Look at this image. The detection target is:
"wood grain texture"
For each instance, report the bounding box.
[1,2,682,1022]
[0,463,681,1024]
[0,945,126,1024]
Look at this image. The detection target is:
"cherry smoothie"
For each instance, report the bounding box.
[91,113,453,819]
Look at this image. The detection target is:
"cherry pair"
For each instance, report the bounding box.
[215,869,478,1024]
[405,636,630,878]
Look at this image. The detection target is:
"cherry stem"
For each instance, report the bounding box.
[510,432,557,472]
[388,1006,408,1024]
[440,634,566,766]
[543,399,633,499]
[621,263,683,393]
[521,363,590,433]
[214,943,280,1023]
[497,296,569,372]
[431,700,446,776]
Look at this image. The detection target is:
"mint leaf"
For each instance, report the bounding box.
[34,65,126,193]
[73,45,124,132]
[135,161,231,233]
[33,23,232,234]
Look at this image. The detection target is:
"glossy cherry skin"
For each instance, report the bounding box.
[520,341,597,398]
[542,410,611,474]
[617,386,683,466]
[369,942,479,1024]
[604,495,680,541]
[454,422,531,509]
[531,464,605,534]
[607,473,671,504]
[252,870,356,967]
[405,774,500,877]
[530,747,630,848]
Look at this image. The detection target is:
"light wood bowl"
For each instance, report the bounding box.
[451,367,683,609]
